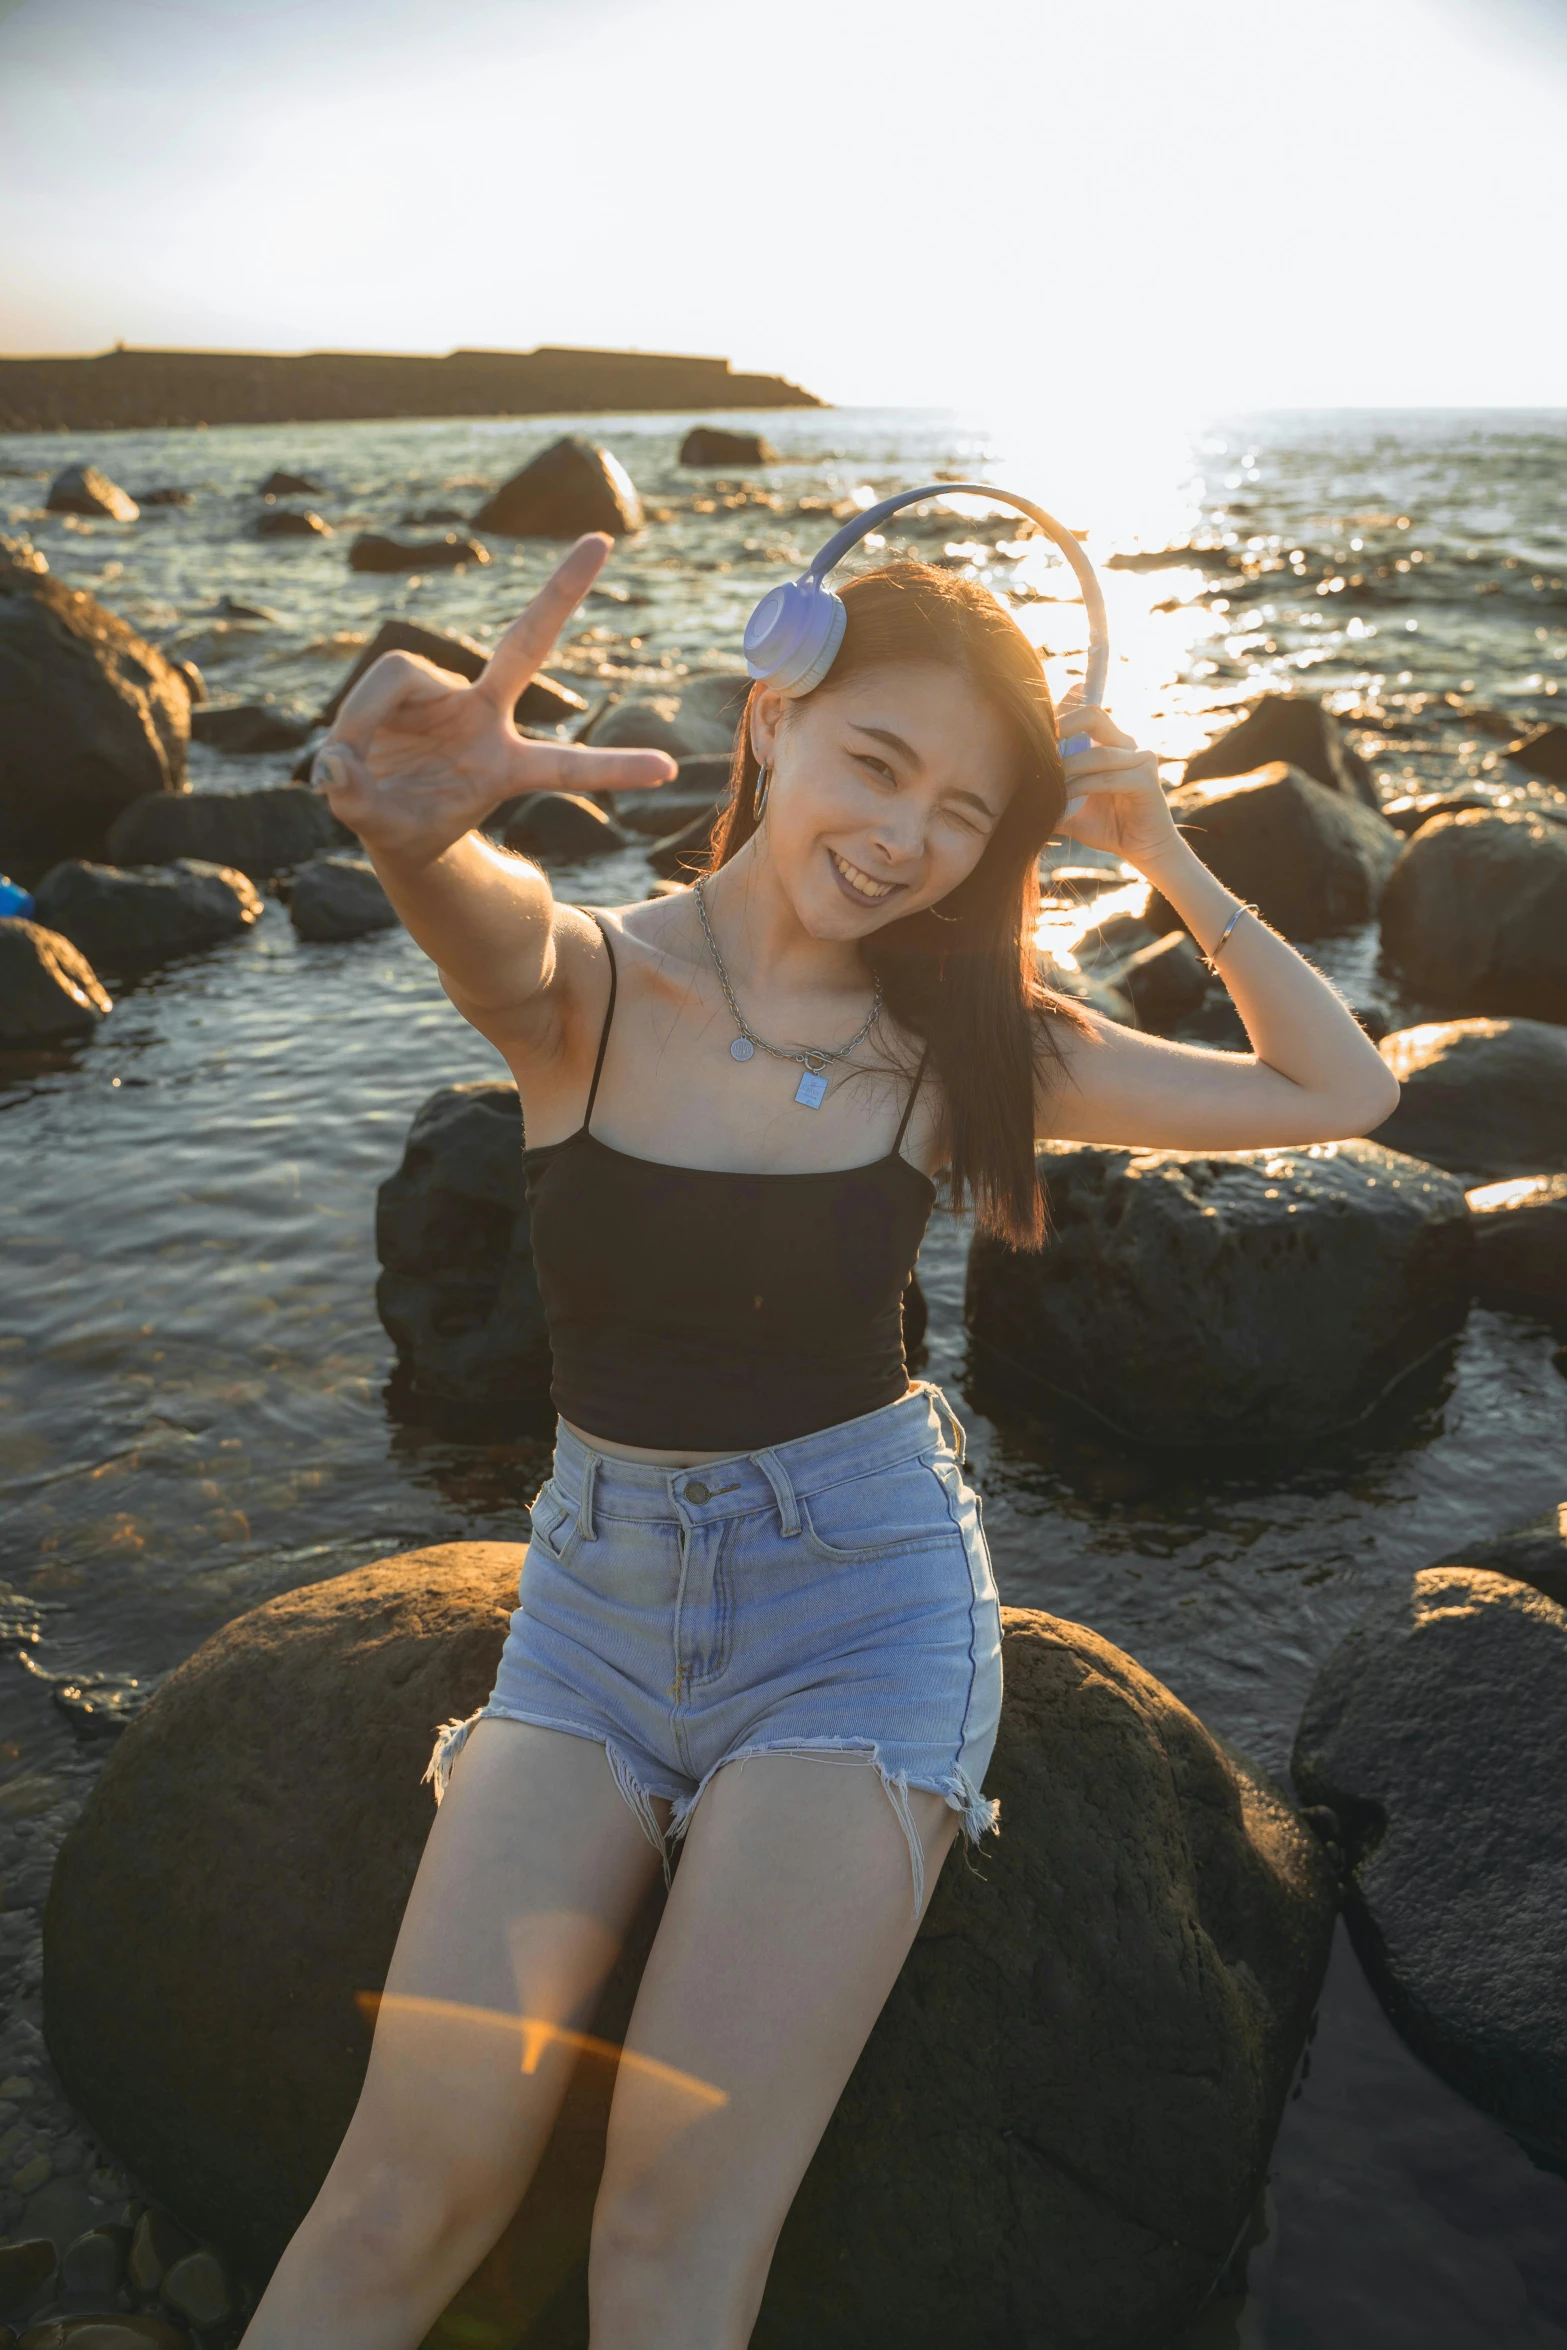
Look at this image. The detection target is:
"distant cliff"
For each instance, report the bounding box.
[0,345,825,433]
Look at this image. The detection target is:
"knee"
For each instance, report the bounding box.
[310,2154,512,2297]
[588,2171,766,2344]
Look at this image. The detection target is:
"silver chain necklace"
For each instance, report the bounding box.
[693,874,883,1110]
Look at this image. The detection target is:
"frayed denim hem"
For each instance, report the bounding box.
[422,1706,677,1880]
[666,1738,1000,1922]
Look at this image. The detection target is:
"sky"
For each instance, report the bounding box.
[1,0,1564,414]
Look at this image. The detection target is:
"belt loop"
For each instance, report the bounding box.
[577,1453,599,1542]
[751,1447,801,1537]
[927,1383,967,1467]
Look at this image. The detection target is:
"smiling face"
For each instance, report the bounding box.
[747,660,1020,939]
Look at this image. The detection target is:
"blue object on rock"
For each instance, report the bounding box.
[0,876,36,918]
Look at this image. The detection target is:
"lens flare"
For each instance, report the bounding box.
[355,1992,728,2109]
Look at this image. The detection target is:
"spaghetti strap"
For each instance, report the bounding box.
[582,914,618,1134]
[891,1041,931,1159]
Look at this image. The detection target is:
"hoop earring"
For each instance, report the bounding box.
[929,901,960,925]
[752,762,771,822]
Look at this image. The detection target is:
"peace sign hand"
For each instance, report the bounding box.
[310,534,678,866]
[1052,697,1182,870]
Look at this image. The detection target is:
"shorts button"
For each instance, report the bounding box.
[682,1479,710,1505]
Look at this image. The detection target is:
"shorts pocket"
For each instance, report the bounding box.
[526,1478,583,1568]
[797,1453,959,1565]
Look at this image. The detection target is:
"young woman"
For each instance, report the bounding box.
[244,530,1396,2350]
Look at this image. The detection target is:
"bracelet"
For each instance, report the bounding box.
[1198,901,1257,976]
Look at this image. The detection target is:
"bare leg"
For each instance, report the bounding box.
[241,1720,666,2350]
[588,1755,962,2349]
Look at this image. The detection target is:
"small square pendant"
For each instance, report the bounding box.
[794,1068,829,1109]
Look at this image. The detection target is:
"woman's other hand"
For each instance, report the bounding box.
[1051,700,1180,870]
[309,534,678,867]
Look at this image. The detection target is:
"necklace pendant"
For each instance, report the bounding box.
[794,1067,829,1109]
[729,1036,756,1063]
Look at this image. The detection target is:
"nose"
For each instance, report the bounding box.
[866,803,926,868]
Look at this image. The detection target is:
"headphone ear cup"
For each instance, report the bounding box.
[743,578,847,696]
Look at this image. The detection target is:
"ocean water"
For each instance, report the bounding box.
[1,403,1565,2344]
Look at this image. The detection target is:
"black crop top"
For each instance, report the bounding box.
[522,916,936,1451]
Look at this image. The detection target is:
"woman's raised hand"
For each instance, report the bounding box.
[1051,699,1182,869]
[309,534,679,865]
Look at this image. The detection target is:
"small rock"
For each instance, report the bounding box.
[581,673,750,762]
[60,2228,129,2299]
[105,786,343,883]
[318,620,584,733]
[24,2318,191,2348]
[1147,764,1401,942]
[257,471,321,498]
[1381,790,1496,836]
[0,2241,56,2315]
[126,2211,193,2299]
[1183,692,1378,809]
[347,533,489,574]
[472,436,642,539]
[500,794,626,860]
[1379,807,1567,1024]
[1448,1500,1567,1607]
[45,467,138,524]
[255,510,330,540]
[679,427,776,468]
[1373,1017,1567,1177]
[0,921,113,1042]
[159,2251,230,2327]
[1467,1173,1567,1329]
[1506,722,1567,784]
[189,707,313,756]
[614,791,724,840]
[136,488,191,509]
[7,2161,49,2199]
[1115,929,1209,1031]
[31,860,263,965]
[288,852,398,943]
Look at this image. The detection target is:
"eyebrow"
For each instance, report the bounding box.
[848,723,1000,822]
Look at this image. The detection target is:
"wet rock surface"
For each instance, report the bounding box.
[317,619,584,732]
[188,705,313,755]
[1467,1176,1567,1331]
[1183,692,1379,809]
[0,558,190,883]
[374,1082,552,1417]
[254,508,330,540]
[0,922,113,1042]
[1373,1017,1567,1178]
[287,852,397,943]
[1379,808,1567,1024]
[500,793,627,860]
[256,470,322,498]
[1292,1556,1567,2161]
[966,1140,1474,1446]
[104,786,346,883]
[41,1552,1334,2350]
[578,670,749,761]
[346,533,488,575]
[1505,722,1567,783]
[1114,928,1209,1031]
[472,437,642,539]
[31,861,263,965]
[1147,765,1401,941]
[679,427,776,467]
[44,468,138,525]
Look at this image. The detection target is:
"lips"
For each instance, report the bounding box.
[829,848,901,905]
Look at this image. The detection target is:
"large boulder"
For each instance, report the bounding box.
[318,620,585,733]
[966,1140,1473,1446]
[679,426,777,468]
[1183,692,1378,810]
[190,704,313,755]
[347,533,489,574]
[32,857,263,963]
[1506,722,1567,784]
[375,1082,553,1418]
[1292,1558,1567,2160]
[1372,1017,1567,1177]
[1378,808,1567,1023]
[45,463,139,523]
[472,438,642,539]
[579,672,750,761]
[501,792,627,860]
[0,555,190,881]
[105,785,345,882]
[0,918,112,1042]
[1467,1173,1567,1329]
[1113,929,1209,1032]
[288,851,398,942]
[1145,765,1401,942]
[42,1554,1335,2348]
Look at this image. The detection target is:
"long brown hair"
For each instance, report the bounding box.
[707,560,1087,1248]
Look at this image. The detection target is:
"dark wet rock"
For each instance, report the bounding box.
[258,470,322,498]
[60,2227,129,2299]
[32,858,263,963]
[42,1549,1333,2348]
[1373,1017,1567,1177]
[1074,906,1161,970]
[613,753,732,838]
[347,533,490,575]
[255,508,331,540]
[1381,790,1495,836]
[1115,930,1209,1031]
[138,486,192,508]
[159,2250,231,2327]
[1379,809,1567,1024]
[581,672,749,761]
[472,437,642,539]
[1145,765,1401,943]
[649,804,722,880]
[0,2241,55,2314]
[1506,722,1567,783]
[189,705,313,755]
[0,555,189,880]
[1183,692,1379,810]
[288,852,398,942]
[500,793,626,860]
[399,506,466,526]
[106,784,344,882]
[1293,1564,1567,2161]
[1467,1173,1567,1330]
[126,2211,194,2299]
[318,620,585,733]
[44,465,138,523]
[0,921,113,1042]
[679,427,777,467]
[373,1083,552,1413]
[1442,1499,1567,1608]
[966,1139,1473,1446]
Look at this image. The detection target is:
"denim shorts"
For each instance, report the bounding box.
[426,1382,1003,1915]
